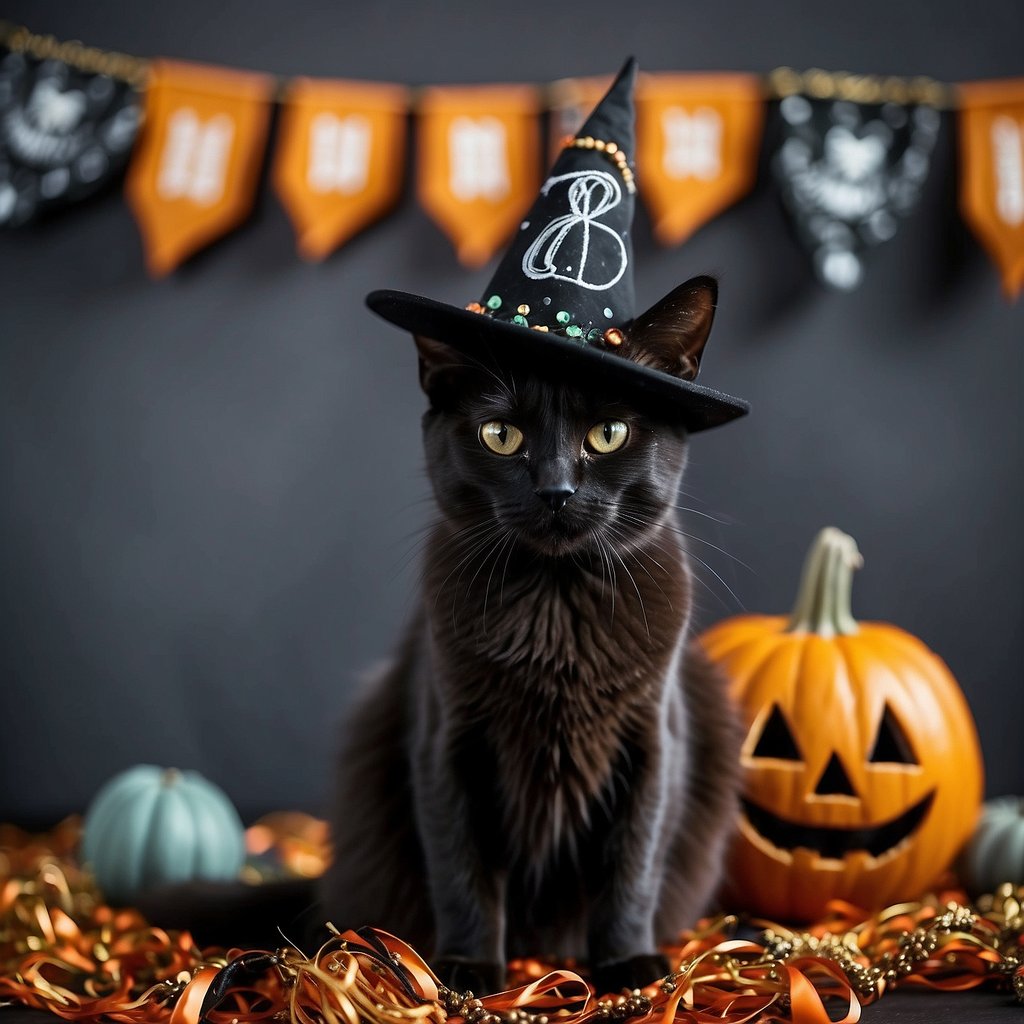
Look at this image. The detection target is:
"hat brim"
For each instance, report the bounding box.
[366,289,749,433]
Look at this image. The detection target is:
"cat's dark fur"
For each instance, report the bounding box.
[323,279,742,996]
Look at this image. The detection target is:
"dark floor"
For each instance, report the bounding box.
[1,987,1020,1023]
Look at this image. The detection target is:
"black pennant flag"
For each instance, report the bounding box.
[0,47,140,227]
[773,93,941,290]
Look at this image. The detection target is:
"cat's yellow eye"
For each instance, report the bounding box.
[479,420,524,456]
[585,420,629,454]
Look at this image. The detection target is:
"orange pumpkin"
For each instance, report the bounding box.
[700,527,984,922]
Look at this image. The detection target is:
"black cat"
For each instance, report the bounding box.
[322,277,743,996]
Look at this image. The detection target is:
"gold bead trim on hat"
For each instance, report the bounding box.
[560,135,636,193]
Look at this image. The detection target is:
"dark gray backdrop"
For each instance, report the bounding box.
[1,0,1021,826]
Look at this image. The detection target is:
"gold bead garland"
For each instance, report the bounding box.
[560,135,636,193]
[767,66,952,109]
[0,20,149,87]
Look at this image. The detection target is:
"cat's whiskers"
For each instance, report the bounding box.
[654,514,751,570]
[391,498,497,584]
[603,520,675,613]
[413,515,498,585]
[588,528,618,624]
[613,502,747,611]
[480,528,517,631]
[498,531,519,609]
[460,352,518,404]
[431,520,507,614]
[609,546,650,639]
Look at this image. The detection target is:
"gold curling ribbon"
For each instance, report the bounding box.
[124,60,274,278]
[274,78,409,261]
[958,77,1024,300]
[3,818,1023,1024]
[417,84,541,268]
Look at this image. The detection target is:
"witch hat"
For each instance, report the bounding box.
[367,58,748,431]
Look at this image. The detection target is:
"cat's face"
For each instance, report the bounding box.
[414,277,720,559]
[421,362,688,557]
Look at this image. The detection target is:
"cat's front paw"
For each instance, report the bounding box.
[591,953,670,995]
[433,958,506,997]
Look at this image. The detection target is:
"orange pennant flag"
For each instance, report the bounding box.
[274,78,409,261]
[635,73,764,246]
[959,78,1024,300]
[125,60,273,277]
[417,85,540,268]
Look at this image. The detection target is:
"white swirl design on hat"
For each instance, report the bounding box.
[521,170,626,291]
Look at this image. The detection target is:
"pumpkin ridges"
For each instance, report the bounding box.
[702,528,985,923]
[97,779,163,903]
[81,768,157,867]
[81,765,246,905]
[187,774,246,878]
[699,616,787,664]
[870,627,984,900]
[145,782,197,892]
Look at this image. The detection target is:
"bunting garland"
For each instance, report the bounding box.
[0,43,141,226]
[770,69,944,291]
[274,78,409,260]
[635,73,763,246]
[1,20,1023,299]
[124,60,274,277]
[417,84,541,268]
[958,78,1024,299]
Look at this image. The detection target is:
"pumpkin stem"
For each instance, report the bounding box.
[785,527,863,637]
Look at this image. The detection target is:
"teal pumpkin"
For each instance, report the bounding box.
[959,796,1024,895]
[81,764,246,904]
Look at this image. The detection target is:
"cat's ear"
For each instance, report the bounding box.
[414,335,470,407]
[626,276,717,382]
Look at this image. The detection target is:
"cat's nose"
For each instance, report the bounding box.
[535,484,576,512]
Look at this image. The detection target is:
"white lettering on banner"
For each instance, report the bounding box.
[522,170,626,291]
[991,115,1024,227]
[661,106,723,181]
[448,116,510,202]
[307,113,371,194]
[157,108,235,205]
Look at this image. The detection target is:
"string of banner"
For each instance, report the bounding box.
[1,21,1022,297]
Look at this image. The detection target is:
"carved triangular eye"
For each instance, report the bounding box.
[751,704,802,761]
[868,704,919,765]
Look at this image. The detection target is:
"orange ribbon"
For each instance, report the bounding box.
[417,84,541,268]
[635,73,764,246]
[274,78,409,261]
[959,77,1024,299]
[125,60,274,277]
[2,819,1023,1024]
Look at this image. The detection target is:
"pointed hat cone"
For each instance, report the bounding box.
[366,58,748,431]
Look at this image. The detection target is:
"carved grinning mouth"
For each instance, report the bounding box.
[742,790,936,860]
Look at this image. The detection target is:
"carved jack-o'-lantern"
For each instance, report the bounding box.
[700,527,984,922]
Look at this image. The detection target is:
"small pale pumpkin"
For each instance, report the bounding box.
[81,764,245,904]
[958,797,1024,895]
[700,527,984,922]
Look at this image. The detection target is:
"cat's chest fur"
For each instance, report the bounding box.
[423,534,689,861]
